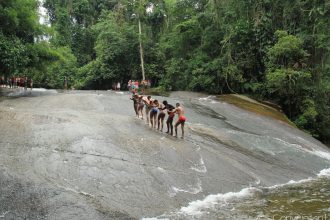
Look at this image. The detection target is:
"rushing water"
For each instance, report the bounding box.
[0,89,329,220]
[146,169,330,219]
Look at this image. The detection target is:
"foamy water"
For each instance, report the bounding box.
[198,96,217,102]
[312,150,330,161]
[190,157,207,173]
[143,168,330,219]
[178,187,261,216]
[317,167,330,177]
[169,179,203,197]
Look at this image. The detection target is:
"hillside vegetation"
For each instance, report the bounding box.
[0,0,329,142]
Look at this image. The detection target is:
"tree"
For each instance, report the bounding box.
[6,0,327,142]
[0,0,40,77]
[265,30,311,118]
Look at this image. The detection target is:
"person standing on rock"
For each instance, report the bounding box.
[142,95,152,125]
[137,95,144,119]
[157,101,166,131]
[162,101,175,135]
[174,103,186,139]
[150,99,159,129]
[64,77,68,90]
[24,76,28,92]
[135,80,139,93]
[128,80,132,93]
[11,77,15,88]
[30,79,33,91]
[130,93,139,117]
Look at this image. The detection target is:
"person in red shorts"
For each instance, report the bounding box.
[174,103,186,139]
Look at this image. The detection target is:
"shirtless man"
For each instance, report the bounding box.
[142,95,152,125]
[137,95,144,119]
[174,103,186,138]
[130,93,139,117]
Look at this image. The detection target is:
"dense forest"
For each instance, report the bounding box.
[0,0,329,143]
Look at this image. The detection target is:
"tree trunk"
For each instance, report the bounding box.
[138,19,145,81]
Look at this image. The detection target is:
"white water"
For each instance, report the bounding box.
[169,179,203,197]
[143,167,330,219]
[178,187,261,216]
[190,157,207,173]
[317,167,330,177]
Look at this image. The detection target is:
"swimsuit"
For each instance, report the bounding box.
[159,111,165,116]
[169,112,175,118]
[179,116,186,122]
[151,107,158,114]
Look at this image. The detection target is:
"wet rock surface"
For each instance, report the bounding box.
[0,89,329,219]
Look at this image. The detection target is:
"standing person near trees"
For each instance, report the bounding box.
[174,103,186,139]
[131,80,135,93]
[24,76,28,91]
[141,80,146,94]
[128,80,132,93]
[11,77,15,88]
[135,80,139,93]
[64,77,68,90]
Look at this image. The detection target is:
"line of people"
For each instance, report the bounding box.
[1,76,33,90]
[128,79,151,94]
[130,93,186,139]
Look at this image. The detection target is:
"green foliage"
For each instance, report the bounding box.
[43,46,77,89]
[26,45,77,89]
[74,60,99,89]
[294,98,318,135]
[1,0,330,142]
[0,0,41,77]
[266,69,311,96]
[267,30,309,68]
[0,0,39,42]
[265,31,313,120]
[0,33,28,75]
[73,12,140,89]
[145,86,169,96]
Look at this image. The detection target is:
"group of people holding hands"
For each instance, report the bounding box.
[128,79,151,94]
[1,76,33,90]
[130,93,186,138]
